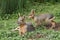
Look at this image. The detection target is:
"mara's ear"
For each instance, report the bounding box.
[31,9,35,14]
[22,15,26,20]
[23,15,25,19]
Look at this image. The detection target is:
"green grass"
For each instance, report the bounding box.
[24,2,60,18]
[0,19,60,40]
[0,2,60,40]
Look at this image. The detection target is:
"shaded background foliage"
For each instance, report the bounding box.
[0,0,60,20]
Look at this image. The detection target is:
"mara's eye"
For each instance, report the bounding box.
[17,28,20,29]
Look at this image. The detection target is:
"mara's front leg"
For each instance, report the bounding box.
[49,21,56,29]
[20,26,27,36]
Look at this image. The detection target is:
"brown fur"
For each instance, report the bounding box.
[29,9,55,29]
[44,21,60,30]
[13,16,35,36]
[19,24,27,36]
[44,20,56,29]
[53,22,60,30]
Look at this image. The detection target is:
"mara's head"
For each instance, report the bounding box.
[17,15,26,25]
[19,15,25,21]
[28,9,35,19]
